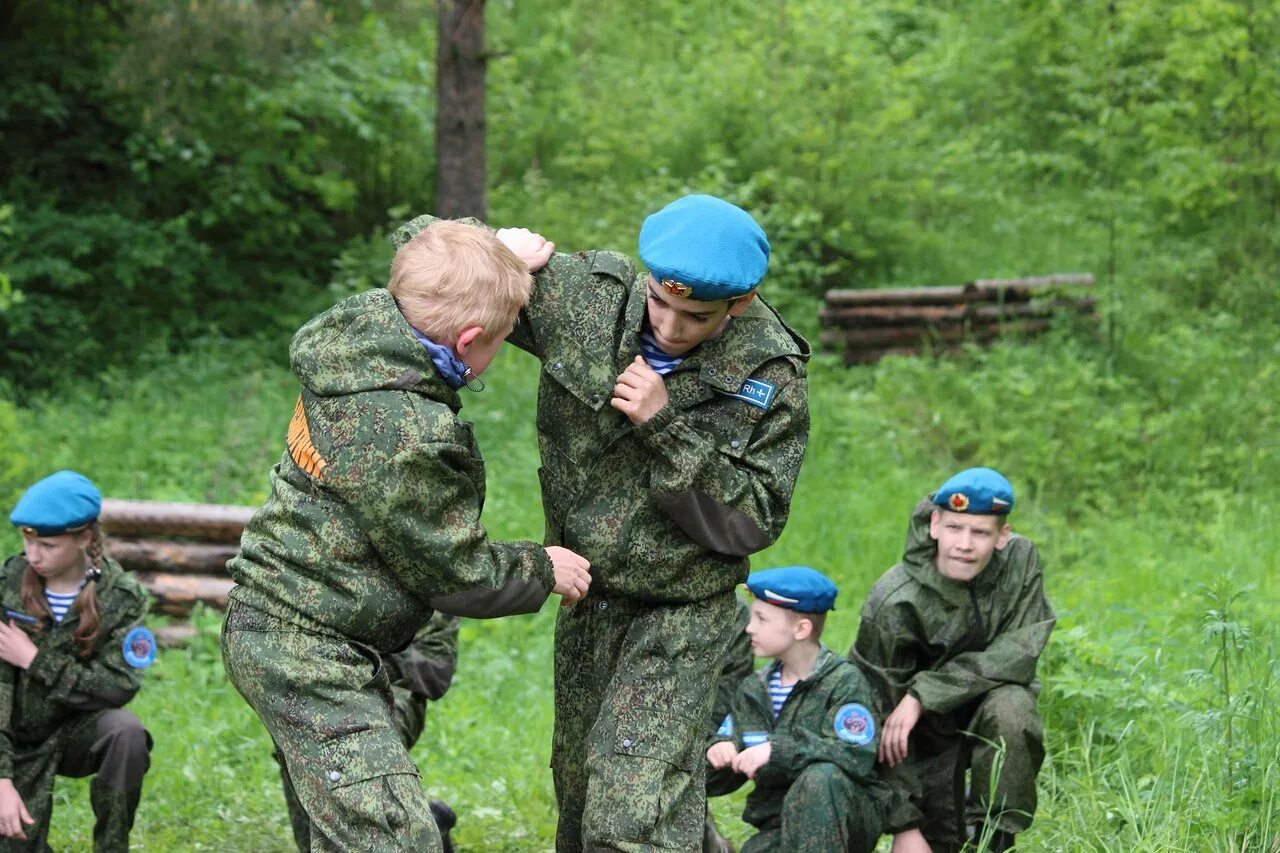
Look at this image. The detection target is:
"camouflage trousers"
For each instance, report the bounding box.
[221,601,440,852]
[739,763,885,853]
[553,591,737,852]
[0,709,151,853]
[277,684,428,851]
[897,685,1045,851]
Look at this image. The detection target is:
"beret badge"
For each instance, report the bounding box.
[660,278,694,298]
[948,492,970,512]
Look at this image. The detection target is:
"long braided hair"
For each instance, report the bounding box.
[20,522,104,657]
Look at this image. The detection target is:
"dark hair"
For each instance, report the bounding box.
[791,609,826,642]
[20,522,104,657]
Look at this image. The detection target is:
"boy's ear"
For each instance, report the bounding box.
[454,325,485,356]
[793,614,814,642]
[727,291,757,318]
[996,523,1012,550]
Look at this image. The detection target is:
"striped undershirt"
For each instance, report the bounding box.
[45,585,83,623]
[639,329,686,376]
[767,662,795,718]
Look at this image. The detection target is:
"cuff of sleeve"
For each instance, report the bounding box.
[531,545,556,592]
[0,755,11,779]
[760,734,797,781]
[636,404,680,446]
[27,647,68,687]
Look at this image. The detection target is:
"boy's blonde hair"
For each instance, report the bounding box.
[389,220,532,343]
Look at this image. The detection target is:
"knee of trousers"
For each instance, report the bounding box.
[972,686,1042,743]
[94,709,152,790]
[788,762,849,802]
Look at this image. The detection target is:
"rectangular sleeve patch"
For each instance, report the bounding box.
[719,378,776,410]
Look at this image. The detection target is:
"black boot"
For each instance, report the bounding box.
[430,799,457,853]
[985,829,1016,852]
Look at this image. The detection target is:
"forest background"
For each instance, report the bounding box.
[1,0,1278,849]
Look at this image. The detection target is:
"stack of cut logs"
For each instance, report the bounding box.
[100,499,250,617]
[819,274,1096,365]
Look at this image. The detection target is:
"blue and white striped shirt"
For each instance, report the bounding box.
[45,586,83,623]
[639,329,686,376]
[767,663,795,718]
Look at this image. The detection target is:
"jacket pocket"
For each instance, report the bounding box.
[319,726,420,791]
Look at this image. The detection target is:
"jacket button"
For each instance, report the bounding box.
[621,738,633,749]
[551,361,563,372]
[598,599,609,611]
[730,439,741,449]
[588,394,601,406]
[328,770,341,782]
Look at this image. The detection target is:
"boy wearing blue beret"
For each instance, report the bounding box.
[850,468,1056,853]
[705,567,888,853]
[1,471,154,850]
[392,194,811,851]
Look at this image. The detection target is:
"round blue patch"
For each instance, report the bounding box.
[834,703,875,745]
[122,626,156,669]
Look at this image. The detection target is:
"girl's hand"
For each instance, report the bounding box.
[0,621,38,670]
[0,779,33,840]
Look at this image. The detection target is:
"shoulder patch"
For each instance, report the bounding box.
[741,730,770,747]
[122,626,157,669]
[715,714,735,738]
[287,396,328,479]
[833,703,875,745]
[718,378,777,410]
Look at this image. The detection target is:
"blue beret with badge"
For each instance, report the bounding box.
[638,194,770,301]
[932,467,1014,515]
[9,470,103,536]
[746,566,838,614]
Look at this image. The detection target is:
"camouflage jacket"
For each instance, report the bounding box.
[710,596,754,734]
[713,647,887,829]
[850,497,1056,716]
[392,218,808,601]
[227,289,555,654]
[0,555,151,776]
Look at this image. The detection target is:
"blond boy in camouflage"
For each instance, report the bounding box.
[221,221,592,852]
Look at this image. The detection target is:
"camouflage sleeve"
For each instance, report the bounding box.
[756,667,880,787]
[706,669,766,798]
[708,597,754,736]
[385,612,460,701]
[0,663,13,778]
[25,585,148,711]
[640,364,809,557]
[353,440,556,618]
[509,250,638,358]
[850,598,921,711]
[909,548,1056,714]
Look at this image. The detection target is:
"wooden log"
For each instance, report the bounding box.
[824,273,1093,308]
[822,318,1054,349]
[820,297,1096,327]
[134,572,235,617]
[154,623,198,649]
[100,499,254,544]
[107,538,237,576]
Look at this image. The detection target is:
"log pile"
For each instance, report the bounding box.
[820,274,1096,364]
[100,499,252,617]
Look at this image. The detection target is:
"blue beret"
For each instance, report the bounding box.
[9,470,102,536]
[638,194,770,301]
[932,467,1014,515]
[746,566,838,614]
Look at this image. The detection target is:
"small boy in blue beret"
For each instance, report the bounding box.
[2,471,154,849]
[705,567,888,853]
[850,468,1055,853]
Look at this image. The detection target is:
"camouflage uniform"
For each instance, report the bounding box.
[0,555,153,853]
[703,597,753,852]
[850,498,1056,851]
[707,647,888,853]
[221,289,556,852]
[278,612,460,850]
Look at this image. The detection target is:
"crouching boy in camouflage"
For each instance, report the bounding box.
[851,468,1055,853]
[706,567,888,853]
[221,220,592,852]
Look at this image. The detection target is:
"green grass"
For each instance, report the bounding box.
[6,319,1279,850]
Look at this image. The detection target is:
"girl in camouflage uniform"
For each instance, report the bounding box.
[0,471,153,852]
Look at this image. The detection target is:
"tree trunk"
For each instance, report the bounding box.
[435,0,487,220]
